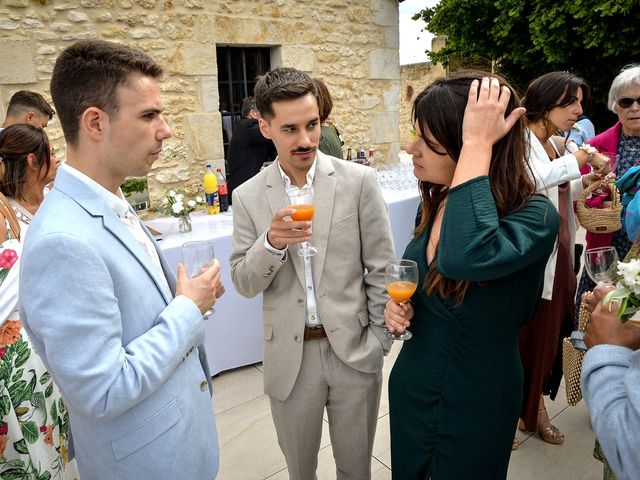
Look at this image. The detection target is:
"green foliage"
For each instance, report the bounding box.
[20,420,38,444]
[121,177,148,197]
[414,0,640,128]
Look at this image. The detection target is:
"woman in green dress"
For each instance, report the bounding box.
[385,72,560,479]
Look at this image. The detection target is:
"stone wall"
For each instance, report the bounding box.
[399,38,446,149]
[0,0,400,207]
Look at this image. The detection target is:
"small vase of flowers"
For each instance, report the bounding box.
[156,189,205,233]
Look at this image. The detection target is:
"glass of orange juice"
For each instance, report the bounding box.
[384,259,418,341]
[288,186,318,257]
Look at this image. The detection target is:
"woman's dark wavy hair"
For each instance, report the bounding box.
[0,124,52,201]
[522,71,591,126]
[412,71,535,303]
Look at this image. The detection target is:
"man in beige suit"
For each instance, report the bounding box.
[230,67,394,479]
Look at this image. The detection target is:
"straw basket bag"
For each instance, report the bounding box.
[562,292,591,406]
[575,179,622,233]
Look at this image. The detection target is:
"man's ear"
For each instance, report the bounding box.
[80,107,108,142]
[259,117,272,140]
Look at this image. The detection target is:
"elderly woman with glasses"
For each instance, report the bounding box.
[576,65,640,311]
[574,63,640,480]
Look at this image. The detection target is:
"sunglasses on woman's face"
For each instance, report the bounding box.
[617,97,640,109]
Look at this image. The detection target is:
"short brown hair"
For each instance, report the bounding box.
[0,124,52,200]
[50,40,163,147]
[254,67,318,120]
[6,90,55,120]
[313,78,333,123]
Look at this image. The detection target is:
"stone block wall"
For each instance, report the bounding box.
[399,60,446,150]
[0,0,401,207]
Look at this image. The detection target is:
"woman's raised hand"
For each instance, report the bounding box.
[462,77,526,149]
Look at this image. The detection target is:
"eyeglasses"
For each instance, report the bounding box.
[617,97,640,109]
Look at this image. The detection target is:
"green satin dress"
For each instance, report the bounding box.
[389,177,559,479]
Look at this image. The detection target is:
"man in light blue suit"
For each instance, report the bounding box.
[19,40,221,479]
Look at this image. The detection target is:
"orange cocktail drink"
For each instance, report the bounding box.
[290,204,315,221]
[386,281,417,304]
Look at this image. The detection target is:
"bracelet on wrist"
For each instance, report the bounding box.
[580,144,597,163]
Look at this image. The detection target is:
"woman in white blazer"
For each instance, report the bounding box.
[516,72,610,448]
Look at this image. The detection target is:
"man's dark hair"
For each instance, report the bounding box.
[6,90,55,120]
[254,67,318,120]
[50,40,163,147]
[240,97,257,119]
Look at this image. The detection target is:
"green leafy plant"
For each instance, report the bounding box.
[121,177,148,198]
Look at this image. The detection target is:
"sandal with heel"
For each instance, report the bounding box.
[536,407,564,445]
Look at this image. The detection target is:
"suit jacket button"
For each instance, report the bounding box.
[294,335,301,343]
[297,299,304,306]
[200,380,208,391]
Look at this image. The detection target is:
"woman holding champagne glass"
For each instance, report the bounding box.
[385,73,559,479]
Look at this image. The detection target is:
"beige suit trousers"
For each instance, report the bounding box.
[269,338,382,480]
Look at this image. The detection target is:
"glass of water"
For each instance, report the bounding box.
[182,240,216,319]
[584,246,619,286]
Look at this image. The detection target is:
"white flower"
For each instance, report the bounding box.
[162,197,168,205]
[195,196,203,203]
[168,190,176,196]
[175,194,184,202]
[172,202,184,214]
[187,200,196,208]
[618,259,640,295]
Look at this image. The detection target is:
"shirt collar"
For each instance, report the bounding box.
[277,156,317,189]
[61,164,130,218]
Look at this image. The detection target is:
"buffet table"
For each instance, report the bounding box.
[145,189,420,375]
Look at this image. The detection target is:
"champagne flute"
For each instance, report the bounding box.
[384,259,419,341]
[584,246,619,286]
[288,186,318,257]
[182,240,215,320]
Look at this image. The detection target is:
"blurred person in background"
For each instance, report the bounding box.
[314,78,343,159]
[227,97,277,202]
[1,90,55,130]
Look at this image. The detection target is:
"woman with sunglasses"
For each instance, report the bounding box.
[574,63,640,480]
[576,64,640,294]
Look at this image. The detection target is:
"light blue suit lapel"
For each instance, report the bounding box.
[55,169,173,306]
[311,154,336,286]
[102,210,174,306]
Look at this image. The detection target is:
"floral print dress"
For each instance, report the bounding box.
[0,200,79,479]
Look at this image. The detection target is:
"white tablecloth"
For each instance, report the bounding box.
[145,189,420,375]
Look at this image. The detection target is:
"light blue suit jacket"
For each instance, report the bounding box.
[19,168,218,479]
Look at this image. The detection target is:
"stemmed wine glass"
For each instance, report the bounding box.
[288,186,318,257]
[572,246,620,351]
[584,246,619,286]
[182,240,216,320]
[384,259,419,341]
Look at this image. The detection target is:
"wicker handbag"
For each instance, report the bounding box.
[575,179,622,233]
[562,292,591,406]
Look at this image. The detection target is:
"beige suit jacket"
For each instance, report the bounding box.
[230,152,395,401]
